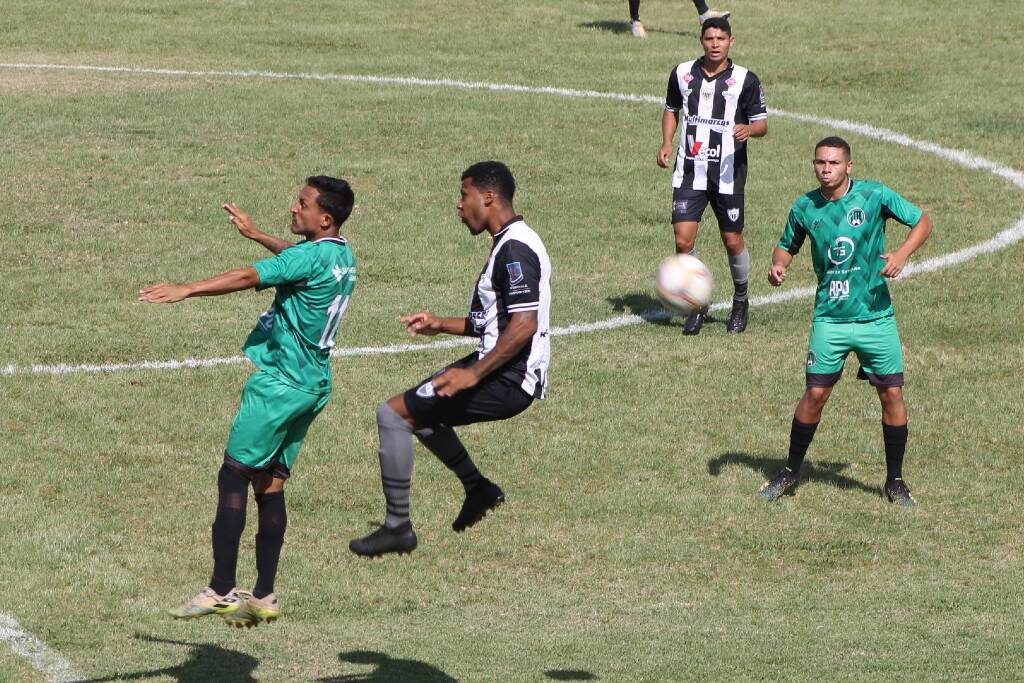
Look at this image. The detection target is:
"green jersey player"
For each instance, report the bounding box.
[140,176,357,626]
[759,137,933,506]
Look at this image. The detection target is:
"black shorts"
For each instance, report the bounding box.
[671,186,744,232]
[403,354,534,427]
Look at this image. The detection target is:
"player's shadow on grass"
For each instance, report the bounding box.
[317,650,456,682]
[607,293,724,329]
[578,19,690,37]
[76,635,258,682]
[707,452,880,497]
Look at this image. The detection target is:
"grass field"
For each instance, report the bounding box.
[2,1,1023,680]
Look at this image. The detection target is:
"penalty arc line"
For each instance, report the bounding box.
[0,61,1021,377]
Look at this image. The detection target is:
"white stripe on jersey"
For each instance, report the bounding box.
[473,220,552,398]
[718,65,747,194]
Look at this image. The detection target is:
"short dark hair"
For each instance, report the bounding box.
[306,175,354,226]
[815,136,852,160]
[461,161,516,203]
[701,16,731,36]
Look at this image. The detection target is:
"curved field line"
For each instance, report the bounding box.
[0,62,1022,379]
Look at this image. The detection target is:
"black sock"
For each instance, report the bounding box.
[629,0,640,21]
[210,464,249,596]
[733,280,748,302]
[785,418,819,474]
[693,0,710,15]
[883,423,908,481]
[253,490,287,599]
[415,425,483,492]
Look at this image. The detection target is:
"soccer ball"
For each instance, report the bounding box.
[654,254,714,314]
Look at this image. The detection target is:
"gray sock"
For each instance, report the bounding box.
[415,425,483,492]
[376,402,415,528]
[729,248,750,301]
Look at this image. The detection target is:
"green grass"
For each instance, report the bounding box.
[2,0,1024,680]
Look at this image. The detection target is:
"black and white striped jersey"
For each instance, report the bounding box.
[665,57,767,195]
[468,216,551,399]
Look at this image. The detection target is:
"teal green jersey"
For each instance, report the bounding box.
[778,179,923,322]
[245,237,356,392]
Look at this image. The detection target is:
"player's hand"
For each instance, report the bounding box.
[139,283,189,303]
[223,203,259,238]
[768,263,787,286]
[431,367,479,398]
[657,144,674,168]
[400,311,442,336]
[733,124,751,142]
[880,252,908,278]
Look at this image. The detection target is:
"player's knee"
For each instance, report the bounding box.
[377,400,413,432]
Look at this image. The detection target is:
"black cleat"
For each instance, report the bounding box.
[682,307,707,335]
[452,479,505,532]
[759,467,800,501]
[349,521,418,557]
[727,298,749,334]
[884,478,916,507]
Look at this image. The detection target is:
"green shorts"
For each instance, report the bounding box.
[225,370,331,478]
[806,315,904,388]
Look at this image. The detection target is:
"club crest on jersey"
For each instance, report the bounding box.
[415,381,436,399]
[727,208,740,222]
[847,208,866,227]
[807,351,816,367]
[701,89,714,101]
[506,261,524,285]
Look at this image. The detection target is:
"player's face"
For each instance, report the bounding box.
[290,185,332,237]
[700,28,734,63]
[813,146,853,193]
[457,178,489,235]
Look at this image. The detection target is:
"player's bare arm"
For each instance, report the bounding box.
[768,247,793,286]
[658,109,680,168]
[223,203,292,254]
[881,213,933,278]
[139,267,261,303]
[432,311,538,398]
[734,119,767,142]
[400,311,473,337]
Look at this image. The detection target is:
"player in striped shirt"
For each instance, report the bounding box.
[658,17,767,335]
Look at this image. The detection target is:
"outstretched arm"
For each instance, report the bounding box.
[139,267,260,303]
[432,311,538,397]
[400,311,473,337]
[224,203,292,255]
[881,213,933,278]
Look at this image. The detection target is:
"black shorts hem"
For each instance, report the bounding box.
[856,367,905,388]
[806,371,843,388]
[223,453,291,480]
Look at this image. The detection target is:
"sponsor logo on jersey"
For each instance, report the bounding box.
[847,208,865,227]
[506,261,524,285]
[725,77,736,88]
[727,208,740,222]
[687,135,721,161]
[827,236,856,266]
[682,72,694,84]
[684,115,731,131]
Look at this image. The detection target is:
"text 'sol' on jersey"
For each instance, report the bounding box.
[778,180,923,323]
[665,57,767,195]
[468,216,552,399]
[246,236,357,392]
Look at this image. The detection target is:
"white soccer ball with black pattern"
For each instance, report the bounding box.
[654,254,714,314]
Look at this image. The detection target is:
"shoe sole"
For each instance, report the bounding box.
[350,545,417,559]
[224,614,279,629]
[453,496,505,532]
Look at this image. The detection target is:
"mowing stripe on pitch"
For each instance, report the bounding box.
[0,61,1021,381]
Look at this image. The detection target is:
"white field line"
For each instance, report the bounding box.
[0,614,82,683]
[0,61,1021,380]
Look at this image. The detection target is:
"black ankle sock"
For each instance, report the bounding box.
[733,281,748,302]
[210,464,249,596]
[253,490,287,599]
[883,423,908,481]
[785,418,819,473]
